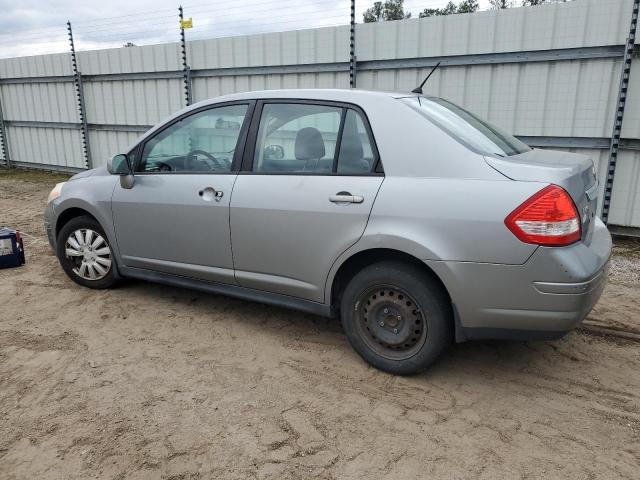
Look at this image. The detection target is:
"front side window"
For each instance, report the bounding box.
[402,96,530,157]
[139,104,248,173]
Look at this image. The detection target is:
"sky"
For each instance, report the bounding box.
[0,0,494,58]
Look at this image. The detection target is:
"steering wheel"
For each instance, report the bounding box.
[157,162,172,172]
[186,150,229,171]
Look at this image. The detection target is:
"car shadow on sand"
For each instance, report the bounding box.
[117,277,599,384]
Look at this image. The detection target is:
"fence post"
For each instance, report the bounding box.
[179,6,193,106]
[349,0,357,88]
[67,21,92,169]
[0,90,10,167]
[602,0,638,224]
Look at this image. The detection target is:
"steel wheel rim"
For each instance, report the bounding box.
[354,284,427,361]
[64,228,112,281]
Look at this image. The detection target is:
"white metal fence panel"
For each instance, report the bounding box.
[83,79,183,126]
[77,43,182,75]
[88,130,141,169]
[356,0,633,60]
[622,59,640,139]
[609,150,640,226]
[188,27,350,69]
[191,72,350,103]
[5,125,84,169]
[0,52,71,78]
[0,0,637,228]
[356,59,624,139]
[0,82,79,123]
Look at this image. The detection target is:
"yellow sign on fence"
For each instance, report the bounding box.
[180,17,193,29]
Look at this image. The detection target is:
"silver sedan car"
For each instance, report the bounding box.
[44,89,612,374]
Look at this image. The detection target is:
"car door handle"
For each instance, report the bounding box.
[199,187,224,202]
[329,192,364,204]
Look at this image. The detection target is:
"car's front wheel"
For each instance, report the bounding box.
[56,215,118,289]
[340,261,453,375]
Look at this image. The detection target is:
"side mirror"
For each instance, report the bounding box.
[107,154,132,175]
[264,145,285,160]
[108,154,135,189]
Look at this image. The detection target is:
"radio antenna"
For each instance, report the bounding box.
[412,62,441,94]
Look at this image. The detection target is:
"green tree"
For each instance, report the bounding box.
[457,0,480,13]
[419,0,479,18]
[363,0,411,22]
[522,1,571,7]
[489,0,512,8]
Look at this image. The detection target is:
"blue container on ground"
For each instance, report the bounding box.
[0,227,25,269]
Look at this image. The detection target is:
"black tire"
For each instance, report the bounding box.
[340,261,452,375]
[56,215,119,289]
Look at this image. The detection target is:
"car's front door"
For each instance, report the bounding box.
[112,102,253,283]
[230,101,384,303]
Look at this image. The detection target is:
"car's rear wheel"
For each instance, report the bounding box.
[56,215,118,289]
[340,261,452,375]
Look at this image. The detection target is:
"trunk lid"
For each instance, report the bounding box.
[485,149,599,244]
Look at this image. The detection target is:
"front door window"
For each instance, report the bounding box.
[139,104,249,173]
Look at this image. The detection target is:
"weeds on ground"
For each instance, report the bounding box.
[0,166,72,184]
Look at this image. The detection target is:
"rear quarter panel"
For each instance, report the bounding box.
[324,176,549,301]
[322,97,555,303]
[361,177,544,264]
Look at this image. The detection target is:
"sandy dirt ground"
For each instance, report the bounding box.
[1,171,639,479]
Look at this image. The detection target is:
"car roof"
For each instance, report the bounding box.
[192,88,418,107]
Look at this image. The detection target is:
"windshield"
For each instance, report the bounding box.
[402,96,531,157]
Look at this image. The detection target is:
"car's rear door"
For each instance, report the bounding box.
[229,100,384,303]
[111,101,254,283]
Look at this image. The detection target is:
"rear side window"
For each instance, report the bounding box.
[337,110,376,174]
[402,96,530,157]
[252,102,378,175]
[253,103,342,174]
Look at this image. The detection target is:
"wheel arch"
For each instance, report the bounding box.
[328,248,453,317]
[55,207,99,239]
[53,200,121,264]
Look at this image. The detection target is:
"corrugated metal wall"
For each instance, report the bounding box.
[0,0,638,228]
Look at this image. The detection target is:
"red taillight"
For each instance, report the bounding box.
[505,185,581,247]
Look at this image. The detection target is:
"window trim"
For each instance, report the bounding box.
[332,108,347,173]
[240,98,383,177]
[131,100,256,175]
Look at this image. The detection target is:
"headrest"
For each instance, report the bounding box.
[295,127,325,160]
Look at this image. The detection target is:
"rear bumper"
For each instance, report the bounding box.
[426,218,612,341]
[455,263,608,341]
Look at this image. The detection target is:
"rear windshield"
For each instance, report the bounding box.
[401,96,531,157]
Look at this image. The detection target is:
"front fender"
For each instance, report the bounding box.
[51,176,120,259]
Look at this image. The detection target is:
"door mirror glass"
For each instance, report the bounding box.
[263,144,285,160]
[108,154,131,175]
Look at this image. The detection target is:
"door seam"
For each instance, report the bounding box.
[322,176,386,304]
